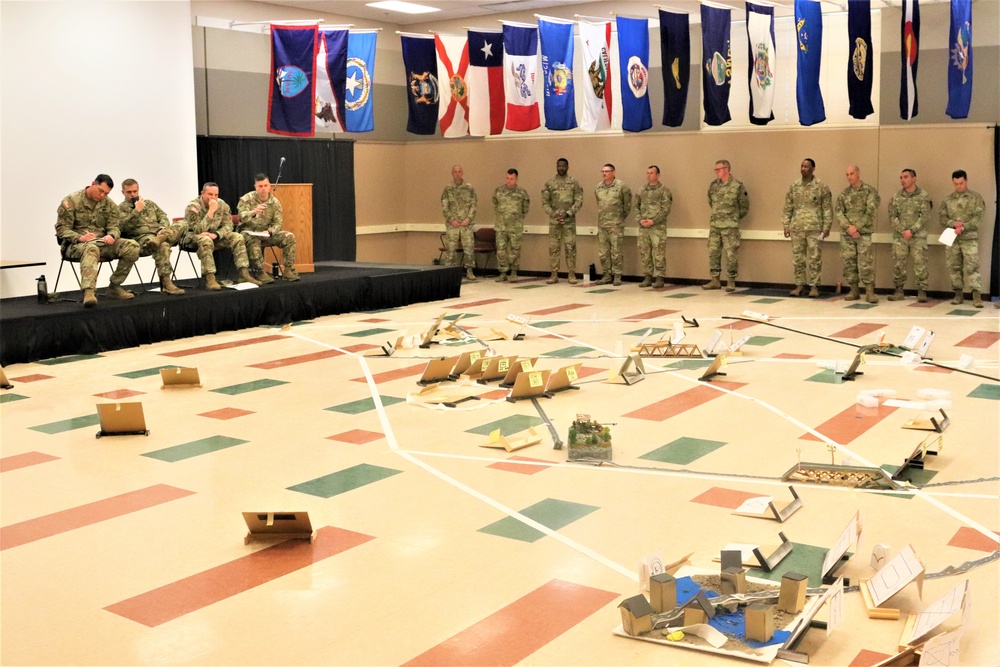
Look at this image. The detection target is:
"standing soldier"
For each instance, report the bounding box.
[492,168,530,282]
[181,182,260,290]
[887,169,931,302]
[704,160,749,292]
[782,158,834,297]
[541,158,583,284]
[55,174,140,308]
[237,173,299,282]
[835,165,881,304]
[441,164,477,281]
[939,169,985,308]
[119,178,187,295]
[635,166,672,288]
[594,163,632,286]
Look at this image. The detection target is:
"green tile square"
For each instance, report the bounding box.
[546,346,594,359]
[115,365,180,379]
[344,327,396,338]
[585,288,616,294]
[211,379,289,395]
[878,464,939,499]
[531,320,570,329]
[664,293,696,299]
[666,359,714,370]
[325,395,405,414]
[0,393,29,404]
[445,313,480,321]
[623,327,668,337]
[29,413,101,434]
[514,284,545,290]
[478,517,546,542]
[747,542,830,587]
[478,498,600,543]
[37,354,103,366]
[465,414,543,437]
[142,435,249,463]
[288,463,403,498]
[639,436,727,465]
[968,384,1000,400]
[805,370,843,385]
[845,303,878,310]
[745,336,782,346]
[947,309,980,317]
[752,298,783,304]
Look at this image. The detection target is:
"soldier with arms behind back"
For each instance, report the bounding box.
[492,168,530,282]
[704,160,749,292]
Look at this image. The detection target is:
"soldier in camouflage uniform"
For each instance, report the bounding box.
[782,159,834,297]
[835,165,881,304]
[492,168,530,282]
[440,164,477,281]
[55,174,140,308]
[635,166,672,289]
[541,158,583,284]
[119,179,187,295]
[939,169,985,308]
[237,174,299,282]
[594,164,632,286]
[181,182,260,290]
[887,169,931,303]
[704,160,749,292]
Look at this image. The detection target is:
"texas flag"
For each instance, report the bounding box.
[502,22,540,132]
[467,30,505,136]
[435,34,470,137]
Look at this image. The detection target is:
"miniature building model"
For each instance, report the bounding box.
[779,572,809,613]
[618,594,654,636]
[567,413,613,461]
[680,591,715,626]
[721,566,748,595]
[649,573,677,613]
[745,603,774,642]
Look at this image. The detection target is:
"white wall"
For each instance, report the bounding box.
[0,0,199,297]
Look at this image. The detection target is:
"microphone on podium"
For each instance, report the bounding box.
[275,156,286,188]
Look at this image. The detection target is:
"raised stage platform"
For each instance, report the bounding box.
[0,262,462,365]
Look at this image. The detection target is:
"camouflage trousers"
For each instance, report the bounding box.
[891,236,928,290]
[637,223,666,277]
[946,238,981,292]
[62,238,140,290]
[243,230,297,271]
[839,233,874,287]
[132,224,186,279]
[548,220,577,273]
[444,224,475,269]
[495,222,524,273]
[790,230,823,287]
[597,222,625,276]
[181,231,250,274]
[708,227,741,278]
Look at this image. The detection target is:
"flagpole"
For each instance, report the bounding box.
[534,14,576,24]
[231,19,324,27]
[573,15,610,23]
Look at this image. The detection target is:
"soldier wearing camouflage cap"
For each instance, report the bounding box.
[635,166,672,289]
[835,165,881,304]
[119,179,187,296]
[492,168,530,283]
[782,158,834,297]
[704,160,749,292]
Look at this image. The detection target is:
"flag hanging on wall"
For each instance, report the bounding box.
[658,10,689,128]
[538,17,576,131]
[435,34,471,137]
[467,30,505,136]
[700,4,731,127]
[315,29,347,133]
[345,31,376,132]
[400,35,439,135]
[502,22,540,132]
[900,0,919,120]
[795,0,826,126]
[847,0,874,119]
[616,16,652,133]
[747,2,775,126]
[268,24,319,136]
[578,21,613,132]
[945,0,973,119]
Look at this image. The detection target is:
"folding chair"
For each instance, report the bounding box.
[438,232,463,264]
[472,227,497,270]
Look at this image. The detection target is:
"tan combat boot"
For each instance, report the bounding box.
[844,284,860,301]
[257,269,275,284]
[652,277,665,289]
[567,273,578,285]
[83,288,98,308]
[639,275,653,288]
[916,290,927,303]
[865,285,878,304]
[725,279,736,292]
[495,272,508,283]
[612,275,622,287]
[509,271,517,282]
[888,288,904,301]
[465,268,477,281]
[808,285,820,298]
[161,276,185,295]
[789,285,804,297]
[106,284,135,300]
[598,274,613,285]
[283,267,300,282]
[238,267,262,286]
[204,273,222,290]
[972,291,983,308]
[546,271,559,284]
[951,290,964,305]
[703,277,721,290]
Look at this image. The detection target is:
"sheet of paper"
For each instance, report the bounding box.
[245,230,270,237]
[938,228,957,247]
[826,579,845,636]
[225,282,258,290]
[734,496,773,514]
[909,580,968,644]
[919,627,962,665]
[677,623,727,649]
[822,511,860,577]
[867,544,923,607]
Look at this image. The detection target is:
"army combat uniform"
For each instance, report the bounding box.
[594,178,632,285]
[939,188,985,306]
[491,184,530,281]
[835,182,880,303]
[635,182,672,288]
[119,198,187,294]
[237,191,299,282]
[541,174,583,283]
[181,197,257,289]
[782,178,834,295]
[706,177,749,291]
[887,187,932,301]
[440,182,477,276]
[56,189,140,306]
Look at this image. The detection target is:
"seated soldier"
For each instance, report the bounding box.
[237,173,299,282]
[118,178,186,295]
[180,182,260,290]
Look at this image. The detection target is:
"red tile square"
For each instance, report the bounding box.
[8,374,54,383]
[327,429,384,445]
[358,318,389,323]
[1,452,61,473]
[914,365,953,374]
[620,309,679,321]
[774,353,812,359]
[690,486,766,509]
[576,366,607,379]
[849,649,893,667]
[719,319,758,330]
[198,408,255,420]
[487,456,552,475]
[479,389,510,401]
[956,331,1000,349]
[94,389,145,399]
[525,303,590,316]
[829,322,887,339]
[343,343,379,353]
[947,526,1000,552]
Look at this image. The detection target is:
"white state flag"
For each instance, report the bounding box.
[747,6,775,121]
[315,35,345,132]
[435,34,470,137]
[578,21,612,132]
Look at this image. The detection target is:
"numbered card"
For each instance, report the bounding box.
[565,366,578,382]
[481,358,491,371]
[470,351,481,362]
[860,352,867,366]
[498,358,510,373]
[506,313,528,325]
[520,359,532,371]
[528,371,543,388]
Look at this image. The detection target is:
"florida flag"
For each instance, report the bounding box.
[578,20,613,132]
[502,22,540,132]
[467,30,505,136]
[435,34,470,137]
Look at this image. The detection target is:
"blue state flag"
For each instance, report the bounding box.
[658,10,689,128]
[616,16,652,133]
[700,5,731,127]
[538,18,576,131]
[401,35,439,135]
[268,25,318,136]
[847,0,874,119]
[346,31,376,133]
[795,0,826,126]
[945,0,973,119]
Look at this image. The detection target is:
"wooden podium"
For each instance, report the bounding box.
[272,183,314,273]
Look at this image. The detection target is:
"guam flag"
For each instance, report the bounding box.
[400,34,439,135]
[346,31,376,132]
[538,17,576,131]
[315,29,347,133]
[268,25,318,136]
[795,0,826,126]
[900,0,919,120]
[945,0,972,119]
[578,21,612,132]
[747,3,775,126]
[616,16,652,133]
[467,30,505,136]
[658,10,689,128]
[847,0,874,119]
[700,4,731,127]
[502,22,540,132]
[435,34,470,137]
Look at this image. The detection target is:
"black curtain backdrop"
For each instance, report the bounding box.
[196,136,356,261]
